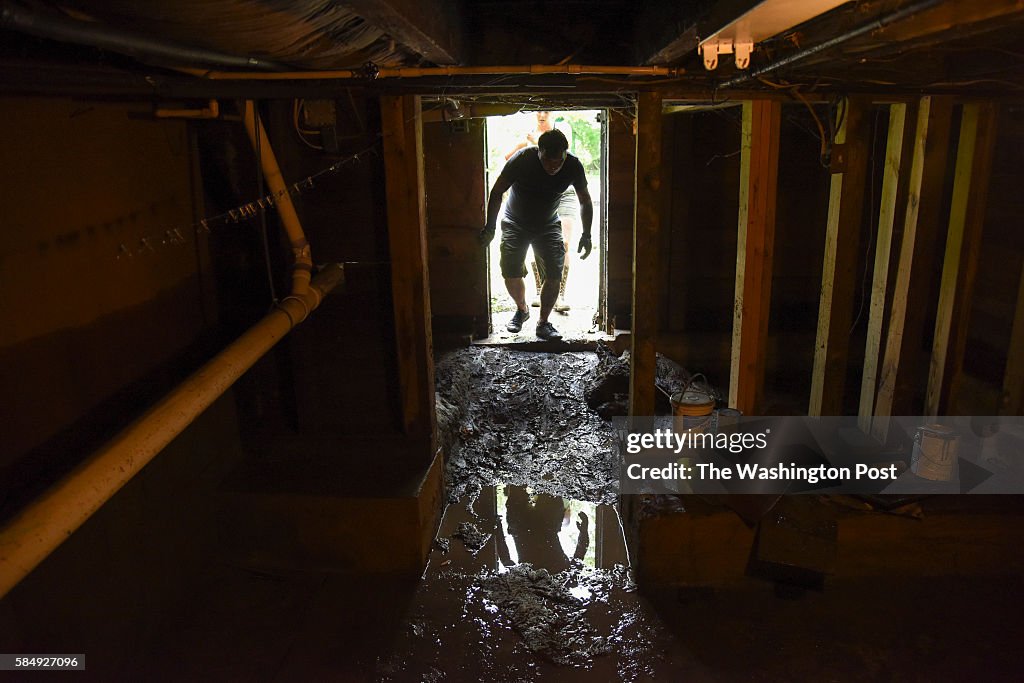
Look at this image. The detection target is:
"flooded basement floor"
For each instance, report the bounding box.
[378,347,693,680]
[124,346,1024,681]
[384,347,1024,681]
[376,485,707,682]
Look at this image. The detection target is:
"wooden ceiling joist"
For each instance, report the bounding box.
[634,0,704,65]
[345,0,465,65]
[863,0,1024,52]
[794,0,1024,67]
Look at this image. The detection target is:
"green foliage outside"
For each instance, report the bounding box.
[556,112,602,176]
[486,110,602,181]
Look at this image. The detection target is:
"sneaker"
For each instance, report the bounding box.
[554,299,570,313]
[536,321,563,341]
[506,308,530,333]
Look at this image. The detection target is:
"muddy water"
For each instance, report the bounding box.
[379,348,702,680]
[377,485,698,682]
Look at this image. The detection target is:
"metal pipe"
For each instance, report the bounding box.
[718,0,945,88]
[0,1,287,71]
[242,100,312,296]
[181,63,684,81]
[0,264,344,600]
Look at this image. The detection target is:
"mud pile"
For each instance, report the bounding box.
[436,347,620,505]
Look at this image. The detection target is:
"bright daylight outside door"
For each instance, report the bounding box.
[484,110,605,339]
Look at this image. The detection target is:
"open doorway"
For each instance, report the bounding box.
[484,110,606,340]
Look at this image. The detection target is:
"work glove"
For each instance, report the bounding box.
[479,226,495,246]
[577,232,592,260]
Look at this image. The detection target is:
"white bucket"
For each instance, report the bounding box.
[911,424,958,481]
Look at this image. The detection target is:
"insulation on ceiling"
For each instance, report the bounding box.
[53,0,415,69]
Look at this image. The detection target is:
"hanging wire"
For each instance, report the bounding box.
[293,99,325,151]
[113,141,380,260]
[756,76,832,167]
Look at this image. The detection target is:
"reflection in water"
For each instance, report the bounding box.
[496,484,593,572]
[378,486,684,681]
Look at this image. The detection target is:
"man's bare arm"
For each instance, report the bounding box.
[479,174,512,244]
[486,175,512,230]
[575,182,594,259]
[576,182,593,235]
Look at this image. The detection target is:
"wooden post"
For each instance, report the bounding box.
[381,94,436,445]
[809,97,871,417]
[927,102,999,416]
[729,100,781,415]
[607,114,637,330]
[1002,264,1024,415]
[859,103,911,433]
[629,91,663,418]
[873,96,952,442]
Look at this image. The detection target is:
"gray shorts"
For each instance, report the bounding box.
[499,220,565,280]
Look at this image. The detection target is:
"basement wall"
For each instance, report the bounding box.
[632,100,1022,417]
[656,104,831,413]
[958,103,1024,412]
[0,97,245,673]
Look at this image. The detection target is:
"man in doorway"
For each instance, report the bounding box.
[504,112,580,313]
[480,129,593,341]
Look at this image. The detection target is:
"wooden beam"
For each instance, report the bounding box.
[729,100,781,415]
[859,103,912,432]
[795,0,1024,68]
[633,0,703,65]
[927,102,999,417]
[607,113,637,329]
[1002,263,1024,415]
[346,0,464,65]
[629,91,663,418]
[866,0,1024,52]
[381,94,436,444]
[872,96,953,442]
[809,97,871,417]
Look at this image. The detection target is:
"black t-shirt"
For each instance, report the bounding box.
[500,147,586,229]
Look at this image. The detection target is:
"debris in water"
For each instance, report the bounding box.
[478,563,617,666]
[453,522,491,553]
